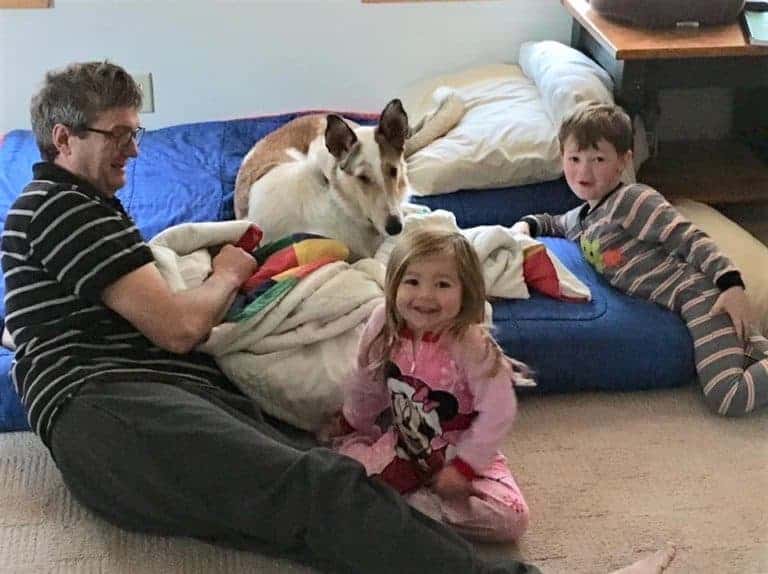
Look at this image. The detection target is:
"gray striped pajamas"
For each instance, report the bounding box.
[523,183,768,416]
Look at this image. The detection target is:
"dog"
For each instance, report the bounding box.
[234,99,413,259]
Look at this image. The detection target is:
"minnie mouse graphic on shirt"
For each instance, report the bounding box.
[386,362,460,470]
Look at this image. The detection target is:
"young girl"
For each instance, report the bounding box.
[325,227,532,543]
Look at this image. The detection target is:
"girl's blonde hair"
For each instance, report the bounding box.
[367,227,530,384]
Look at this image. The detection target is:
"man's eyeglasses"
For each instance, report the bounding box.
[82,126,145,148]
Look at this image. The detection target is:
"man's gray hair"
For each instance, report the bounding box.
[30,61,142,161]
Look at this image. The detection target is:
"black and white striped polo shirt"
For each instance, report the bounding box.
[1,162,226,445]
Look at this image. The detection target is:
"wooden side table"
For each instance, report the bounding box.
[561,0,768,204]
[562,0,768,127]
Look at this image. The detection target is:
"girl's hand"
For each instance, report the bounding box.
[432,465,477,499]
[316,411,351,444]
[709,286,751,340]
[510,221,531,236]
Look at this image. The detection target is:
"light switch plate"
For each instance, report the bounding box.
[133,73,154,114]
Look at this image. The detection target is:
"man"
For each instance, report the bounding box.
[1,60,543,574]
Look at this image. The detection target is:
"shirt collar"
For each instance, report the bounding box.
[581,182,624,221]
[400,326,442,343]
[32,161,127,213]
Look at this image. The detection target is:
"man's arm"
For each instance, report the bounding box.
[102,244,257,354]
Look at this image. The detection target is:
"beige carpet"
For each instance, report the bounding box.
[1,385,766,574]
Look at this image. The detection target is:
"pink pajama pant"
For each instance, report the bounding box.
[336,432,529,542]
[404,454,530,543]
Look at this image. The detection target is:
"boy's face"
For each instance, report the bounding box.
[562,136,632,207]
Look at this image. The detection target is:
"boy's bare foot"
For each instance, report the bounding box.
[609,545,676,574]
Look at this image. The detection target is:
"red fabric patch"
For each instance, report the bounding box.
[240,246,298,292]
[603,248,624,269]
[523,246,561,299]
[235,225,264,253]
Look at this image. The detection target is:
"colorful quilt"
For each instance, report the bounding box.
[227,233,349,323]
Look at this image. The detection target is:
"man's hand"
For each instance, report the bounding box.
[709,286,751,340]
[510,221,531,236]
[103,244,258,354]
[432,465,477,500]
[212,244,258,287]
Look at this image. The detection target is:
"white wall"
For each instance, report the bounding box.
[0,0,571,133]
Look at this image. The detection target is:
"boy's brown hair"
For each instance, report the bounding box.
[558,101,633,155]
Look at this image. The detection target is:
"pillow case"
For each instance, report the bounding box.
[518,40,613,128]
[518,40,649,175]
[404,64,561,196]
[403,42,617,197]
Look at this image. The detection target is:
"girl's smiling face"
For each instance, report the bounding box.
[395,253,463,336]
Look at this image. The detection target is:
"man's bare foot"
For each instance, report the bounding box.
[609,544,676,574]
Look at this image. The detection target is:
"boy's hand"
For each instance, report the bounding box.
[510,221,531,236]
[710,286,751,340]
[431,466,478,499]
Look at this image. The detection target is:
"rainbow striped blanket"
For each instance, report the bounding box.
[226,233,350,323]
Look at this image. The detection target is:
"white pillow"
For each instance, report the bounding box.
[404,64,561,196]
[518,40,613,128]
[519,40,647,177]
[403,42,621,197]
[673,199,768,336]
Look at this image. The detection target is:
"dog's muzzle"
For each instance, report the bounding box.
[385,216,403,236]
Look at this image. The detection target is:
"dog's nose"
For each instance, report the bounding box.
[385,216,403,236]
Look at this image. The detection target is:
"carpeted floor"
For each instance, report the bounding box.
[1,385,766,574]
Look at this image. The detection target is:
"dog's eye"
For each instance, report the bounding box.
[357,174,371,185]
[389,166,398,178]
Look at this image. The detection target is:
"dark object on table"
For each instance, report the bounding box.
[745,1,768,12]
[589,0,746,28]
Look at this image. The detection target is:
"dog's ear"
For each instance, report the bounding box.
[325,115,358,160]
[376,99,409,153]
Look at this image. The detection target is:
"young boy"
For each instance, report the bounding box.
[511,101,768,416]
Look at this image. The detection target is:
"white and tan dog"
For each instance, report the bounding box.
[234,100,412,259]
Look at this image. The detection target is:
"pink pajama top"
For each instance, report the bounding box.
[339,304,518,492]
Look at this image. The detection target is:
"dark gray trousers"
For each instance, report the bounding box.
[49,381,540,574]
